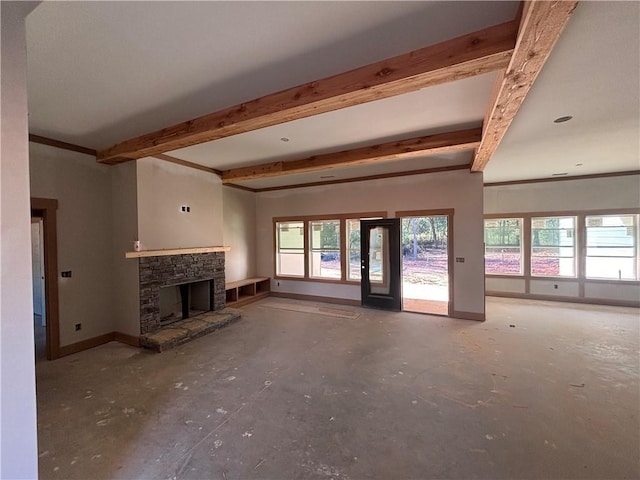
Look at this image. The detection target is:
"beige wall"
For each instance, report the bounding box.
[484,175,640,305]
[29,143,115,345]
[111,162,140,336]
[136,157,223,250]
[256,170,485,316]
[26,154,231,343]
[222,186,256,282]
[484,174,640,214]
[1,2,40,477]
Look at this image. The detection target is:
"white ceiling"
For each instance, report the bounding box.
[25,1,639,188]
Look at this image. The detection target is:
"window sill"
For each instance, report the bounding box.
[584,278,640,285]
[485,274,525,279]
[274,275,360,286]
[530,276,578,281]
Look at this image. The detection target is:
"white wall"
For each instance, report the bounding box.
[0,2,40,477]
[137,158,223,250]
[222,186,256,282]
[30,143,115,345]
[256,170,485,316]
[111,162,140,336]
[484,175,640,305]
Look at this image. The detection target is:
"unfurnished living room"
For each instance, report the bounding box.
[1,1,638,479]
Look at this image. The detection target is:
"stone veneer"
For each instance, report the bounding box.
[139,252,225,334]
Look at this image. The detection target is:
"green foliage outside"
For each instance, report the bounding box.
[311,221,340,250]
[484,219,521,247]
[401,217,448,260]
[532,218,562,248]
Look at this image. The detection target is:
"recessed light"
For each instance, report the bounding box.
[553,116,573,123]
[320,175,335,179]
[280,137,290,142]
[552,172,568,176]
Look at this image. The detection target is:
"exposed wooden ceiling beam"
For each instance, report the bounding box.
[221,127,481,183]
[152,153,222,176]
[252,164,470,193]
[97,21,518,165]
[471,0,578,172]
[29,134,97,157]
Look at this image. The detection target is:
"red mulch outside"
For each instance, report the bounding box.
[531,258,562,276]
[323,250,565,279]
[321,250,450,285]
[485,251,563,276]
[485,252,522,274]
[402,257,448,286]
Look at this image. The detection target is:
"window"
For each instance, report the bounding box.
[586,214,638,280]
[531,216,576,277]
[275,212,385,282]
[309,220,341,279]
[276,221,305,277]
[484,218,523,275]
[347,219,362,280]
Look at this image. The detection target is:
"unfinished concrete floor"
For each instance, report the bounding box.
[36,297,639,479]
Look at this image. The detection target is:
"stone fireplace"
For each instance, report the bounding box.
[138,252,225,334]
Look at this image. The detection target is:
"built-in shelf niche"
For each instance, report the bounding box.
[225,277,270,307]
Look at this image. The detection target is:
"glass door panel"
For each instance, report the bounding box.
[361,219,401,310]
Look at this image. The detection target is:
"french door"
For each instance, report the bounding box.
[360,219,402,310]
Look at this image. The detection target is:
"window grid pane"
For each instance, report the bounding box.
[531,216,576,277]
[309,220,341,279]
[586,214,638,280]
[276,222,304,277]
[347,219,362,280]
[484,218,523,275]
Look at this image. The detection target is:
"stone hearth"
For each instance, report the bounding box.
[140,308,241,352]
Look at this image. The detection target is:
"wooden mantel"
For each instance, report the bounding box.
[125,246,231,259]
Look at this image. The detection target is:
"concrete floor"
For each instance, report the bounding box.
[35,297,639,479]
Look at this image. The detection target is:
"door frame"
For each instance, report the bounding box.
[396,209,455,316]
[31,197,60,360]
[361,218,402,311]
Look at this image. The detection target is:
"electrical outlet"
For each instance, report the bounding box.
[75,323,82,331]
[554,284,558,289]
[61,271,72,278]
[180,205,191,213]
[455,257,465,263]
[277,281,280,286]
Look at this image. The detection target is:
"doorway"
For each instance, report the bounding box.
[31,197,60,360]
[360,219,402,311]
[398,210,453,316]
[31,217,47,360]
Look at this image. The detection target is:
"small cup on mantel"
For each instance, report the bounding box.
[133,240,142,252]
